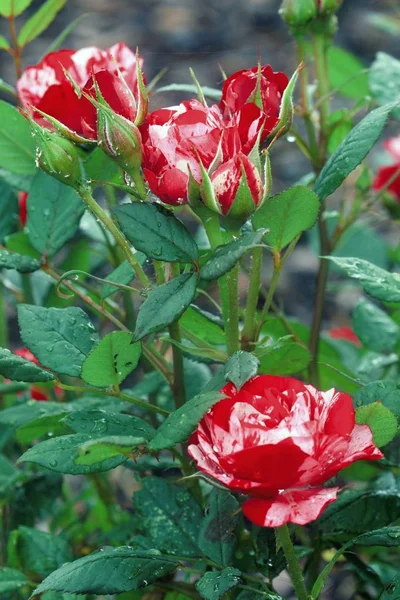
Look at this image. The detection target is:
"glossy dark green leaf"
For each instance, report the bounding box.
[17,0,67,46]
[0,178,18,243]
[134,477,202,556]
[198,489,239,566]
[353,381,400,418]
[314,102,397,201]
[134,273,198,341]
[18,305,98,377]
[180,306,225,345]
[0,347,55,382]
[0,568,28,594]
[196,567,241,600]
[252,186,319,251]
[326,257,400,303]
[27,171,85,257]
[81,332,141,388]
[101,256,146,300]
[114,202,198,263]
[0,249,42,273]
[15,526,72,578]
[256,337,311,376]
[369,53,400,120]
[356,403,398,447]
[379,573,400,599]
[32,547,179,596]
[353,299,399,352]
[200,231,264,281]
[0,101,36,174]
[148,392,224,451]
[63,409,155,440]
[224,351,260,389]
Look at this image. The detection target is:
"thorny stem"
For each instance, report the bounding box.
[276,525,309,600]
[79,186,150,288]
[295,35,319,166]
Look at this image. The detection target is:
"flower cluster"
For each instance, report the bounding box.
[189,375,382,527]
[19,44,288,220]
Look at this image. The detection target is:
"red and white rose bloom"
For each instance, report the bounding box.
[17,43,143,141]
[188,375,382,528]
[372,137,400,202]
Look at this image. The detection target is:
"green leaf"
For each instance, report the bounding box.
[165,338,227,364]
[0,178,17,243]
[224,351,260,389]
[356,403,398,447]
[0,347,55,382]
[380,573,400,599]
[326,257,400,303]
[0,35,10,50]
[18,305,98,377]
[32,547,178,596]
[134,273,198,341]
[134,477,202,556]
[17,0,67,46]
[27,171,85,257]
[252,186,319,252]
[195,567,241,600]
[353,381,400,418]
[156,83,222,101]
[114,203,198,263]
[314,102,397,201]
[256,337,311,376]
[0,248,42,273]
[75,435,148,464]
[0,567,28,593]
[17,433,127,474]
[198,489,239,567]
[64,409,155,440]
[180,306,225,345]
[81,332,141,388]
[16,526,72,578]
[0,101,36,174]
[0,454,21,498]
[101,257,146,300]
[353,299,400,352]
[369,53,400,120]
[84,147,123,184]
[5,231,41,258]
[148,392,224,451]
[0,0,32,16]
[327,46,369,100]
[200,231,264,281]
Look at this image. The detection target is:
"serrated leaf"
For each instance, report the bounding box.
[252,186,319,252]
[0,248,42,273]
[81,332,141,388]
[114,203,198,263]
[256,337,311,376]
[0,0,32,16]
[314,102,397,201]
[198,489,239,566]
[224,351,260,389]
[0,347,55,382]
[326,257,400,303]
[0,101,36,174]
[134,273,198,341]
[27,171,84,257]
[353,299,400,352]
[17,0,67,47]
[18,305,98,377]
[195,567,241,600]
[17,433,127,474]
[63,409,155,439]
[32,547,178,596]
[148,392,224,451]
[356,403,398,447]
[0,567,28,593]
[134,477,202,557]
[369,53,400,120]
[353,381,400,418]
[16,526,72,578]
[200,231,264,281]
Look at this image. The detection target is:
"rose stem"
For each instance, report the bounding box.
[276,524,309,600]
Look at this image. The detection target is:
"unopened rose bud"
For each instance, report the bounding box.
[31,121,84,190]
[97,106,143,174]
[279,0,317,30]
[318,0,343,16]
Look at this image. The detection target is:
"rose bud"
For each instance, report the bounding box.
[279,0,318,29]
[31,121,84,190]
[327,326,361,346]
[189,375,383,528]
[17,43,144,142]
[318,0,343,15]
[97,104,143,174]
[18,192,28,227]
[220,65,288,140]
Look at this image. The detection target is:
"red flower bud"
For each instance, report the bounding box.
[327,327,361,346]
[189,375,383,528]
[97,106,143,174]
[18,192,28,227]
